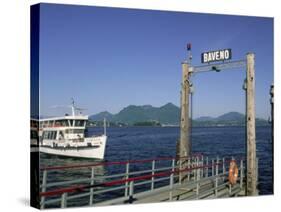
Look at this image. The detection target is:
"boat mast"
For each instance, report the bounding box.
[103,118,107,136]
[71,98,75,116]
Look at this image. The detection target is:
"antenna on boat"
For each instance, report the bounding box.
[103,118,107,136]
[70,98,87,116]
[50,99,87,116]
[71,98,75,116]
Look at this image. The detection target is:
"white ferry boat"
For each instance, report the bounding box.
[39,101,107,159]
[30,118,39,152]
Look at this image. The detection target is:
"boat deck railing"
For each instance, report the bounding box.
[39,154,254,209]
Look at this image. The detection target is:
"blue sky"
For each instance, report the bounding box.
[38,4,273,119]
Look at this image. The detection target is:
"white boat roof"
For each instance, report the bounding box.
[40,115,88,122]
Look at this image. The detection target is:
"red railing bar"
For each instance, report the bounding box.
[40,154,203,171]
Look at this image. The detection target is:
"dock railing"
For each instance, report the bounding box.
[40,154,250,208]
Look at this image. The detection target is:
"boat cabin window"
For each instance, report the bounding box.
[42,131,57,140]
[75,120,85,127]
[54,120,69,127]
[65,129,84,134]
[68,120,74,127]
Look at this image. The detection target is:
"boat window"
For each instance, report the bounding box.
[59,131,64,139]
[75,120,85,127]
[42,132,46,139]
[65,129,84,134]
[49,121,54,127]
[51,131,55,139]
[54,120,68,127]
[31,130,38,139]
[61,120,68,126]
[68,120,74,127]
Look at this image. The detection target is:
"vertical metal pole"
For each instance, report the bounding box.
[246,53,257,195]
[205,157,209,178]
[187,158,190,181]
[222,157,226,181]
[40,170,47,209]
[222,158,225,175]
[179,61,191,182]
[201,155,204,178]
[179,159,182,184]
[89,167,95,205]
[256,158,259,186]
[169,172,174,201]
[215,157,219,197]
[151,160,155,190]
[193,157,197,181]
[197,156,200,181]
[212,159,214,176]
[216,157,219,175]
[196,181,200,199]
[125,162,130,197]
[129,181,134,203]
[61,193,67,208]
[240,159,244,189]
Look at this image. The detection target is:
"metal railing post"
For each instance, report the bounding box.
[193,157,197,181]
[201,155,204,178]
[89,167,95,205]
[240,159,244,189]
[187,158,191,181]
[179,159,182,184]
[151,160,155,190]
[196,182,200,199]
[125,162,130,197]
[197,156,200,181]
[169,173,174,201]
[212,159,215,176]
[61,192,67,208]
[129,181,134,203]
[215,157,219,197]
[256,158,259,186]
[205,156,209,177]
[40,170,47,209]
[168,159,175,200]
[222,157,225,181]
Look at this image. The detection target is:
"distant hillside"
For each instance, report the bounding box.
[89,111,114,121]
[194,112,269,127]
[89,105,269,127]
[112,103,179,125]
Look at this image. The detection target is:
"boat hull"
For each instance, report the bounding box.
[39,135,107,159]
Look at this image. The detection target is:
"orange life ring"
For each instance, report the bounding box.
[228,160,239,185]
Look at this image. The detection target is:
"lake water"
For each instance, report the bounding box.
[40,126,273,207]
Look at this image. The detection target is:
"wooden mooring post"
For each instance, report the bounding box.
[179,61,191,182]
[246,53,257,195]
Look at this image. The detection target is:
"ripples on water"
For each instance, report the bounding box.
[40,126,273,207]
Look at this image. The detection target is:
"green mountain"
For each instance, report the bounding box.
[89,105,269,126]
[89,103,180,125]
[89,111,114,121]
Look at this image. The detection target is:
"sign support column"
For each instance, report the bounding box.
[179,61,191,182]
[246,53,257,195]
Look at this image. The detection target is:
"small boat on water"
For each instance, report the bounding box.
[39,100,107,159]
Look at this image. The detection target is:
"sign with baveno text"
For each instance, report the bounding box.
[201,49,232,63]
